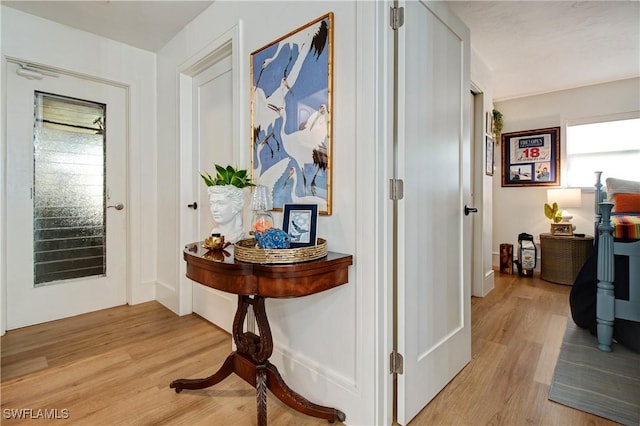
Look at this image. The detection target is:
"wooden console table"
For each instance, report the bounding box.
[171,243,353,425]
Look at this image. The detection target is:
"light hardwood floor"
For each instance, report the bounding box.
[1,273,618,425]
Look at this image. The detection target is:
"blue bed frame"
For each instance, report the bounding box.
[594,171,640,352]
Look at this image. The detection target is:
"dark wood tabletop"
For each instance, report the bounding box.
[183,242,353,298]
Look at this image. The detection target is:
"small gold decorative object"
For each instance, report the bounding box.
[202,249,231,262]
[203,234,231,250]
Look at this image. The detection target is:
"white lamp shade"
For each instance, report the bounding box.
[547,188,582,209]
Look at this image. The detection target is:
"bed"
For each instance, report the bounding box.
[594,172,640,352]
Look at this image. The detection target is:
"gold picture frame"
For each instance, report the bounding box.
[250,13,334,215]
[550,223,573,236]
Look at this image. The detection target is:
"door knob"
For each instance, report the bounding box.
[188,202,198,210]
[107,203,124,210]
[464,205,478,216]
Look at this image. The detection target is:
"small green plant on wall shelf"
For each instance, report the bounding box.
[492,109,503,144]
[544,202,562,223]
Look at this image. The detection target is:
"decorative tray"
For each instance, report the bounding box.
[234,238,327,264]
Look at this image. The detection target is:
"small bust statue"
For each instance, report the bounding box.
[208,186,245,243]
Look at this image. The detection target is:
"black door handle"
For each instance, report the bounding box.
[464,205,478,216]
[188,202,198,210]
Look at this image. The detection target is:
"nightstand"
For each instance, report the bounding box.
[539,233,594,285]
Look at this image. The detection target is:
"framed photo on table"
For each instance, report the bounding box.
[501,127,560,187]
[283,204,318,248]
[250,13,334,215]
[550,223,573,236]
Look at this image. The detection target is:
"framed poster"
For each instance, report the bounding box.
[250,13,333,215]
[282,204,318,248]
[485,136,494,176]
[501,127,560,187]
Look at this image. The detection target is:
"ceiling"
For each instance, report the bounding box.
[3,1,639,100]
[447,1,640,100]
[2,1,214,53]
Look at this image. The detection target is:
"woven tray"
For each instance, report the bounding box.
[234,238,327,264]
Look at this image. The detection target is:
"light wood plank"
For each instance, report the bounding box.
[0,356,48,381]
[413,273,618,425]
[534,313,568,385]
[1,274,619,425]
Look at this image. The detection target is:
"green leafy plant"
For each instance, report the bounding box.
[201,164,255,188]
[492,109,503,143]
[544,202,562,223]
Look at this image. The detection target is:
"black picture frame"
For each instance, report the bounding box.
[501,127,560,187]
[485,136,494,176]
[282,204,318,248]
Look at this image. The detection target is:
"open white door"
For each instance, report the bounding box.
[189,55,237,333]
[6,61,127,329]
[396,1,471,424]
[177,26,245,322]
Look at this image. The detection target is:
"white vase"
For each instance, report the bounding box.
[207,185,246,243]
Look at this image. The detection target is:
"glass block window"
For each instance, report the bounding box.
[33,92,107,285]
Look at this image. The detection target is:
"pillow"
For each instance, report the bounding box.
[613,193,640,213]
[605,177,640,202]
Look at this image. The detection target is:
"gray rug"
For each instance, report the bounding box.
[549,317,640,425]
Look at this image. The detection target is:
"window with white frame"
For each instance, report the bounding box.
[566,115,640,188]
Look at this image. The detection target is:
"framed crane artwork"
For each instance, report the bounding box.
[250,12,334,215]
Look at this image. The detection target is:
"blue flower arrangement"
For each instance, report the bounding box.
[254,228,291,249]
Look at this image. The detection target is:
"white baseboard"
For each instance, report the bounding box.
[129,280,155,305]
[192,283,234,333]
[480,270,495,297]
[154,280,180,314]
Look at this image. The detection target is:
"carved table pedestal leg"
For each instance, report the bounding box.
[170,295,345,424]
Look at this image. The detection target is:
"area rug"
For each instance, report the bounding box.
[549,316,640,425]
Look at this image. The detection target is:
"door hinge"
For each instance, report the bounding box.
[390,6,405,30]
[390,350,404,375]
[389,178,404,201]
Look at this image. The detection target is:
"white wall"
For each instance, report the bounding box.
[0,7,158,334]
[492,77,640,267]
[155,2,382,424]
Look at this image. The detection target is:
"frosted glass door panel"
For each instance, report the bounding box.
[33,93,107,285]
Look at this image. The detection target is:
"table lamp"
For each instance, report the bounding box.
[547,188,582,224]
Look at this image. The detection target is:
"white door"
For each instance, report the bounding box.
[6,61,127,329]
[396,2,471,424]
[190,55,236,333]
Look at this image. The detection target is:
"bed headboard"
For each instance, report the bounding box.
[594,171,606,237]
[595,173,640,235]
